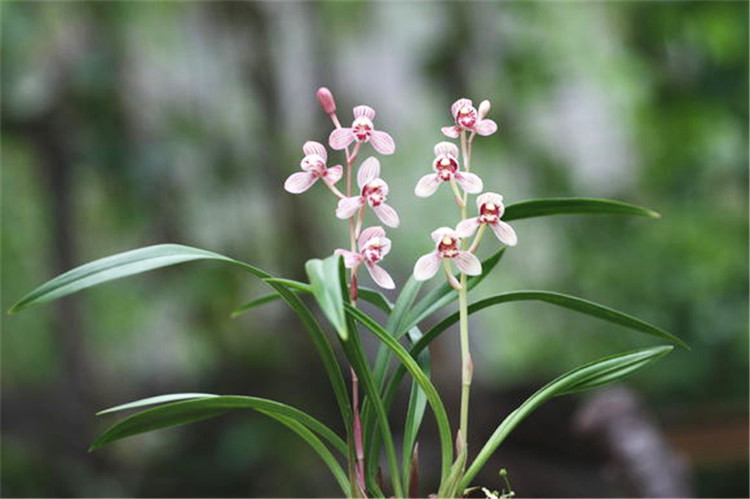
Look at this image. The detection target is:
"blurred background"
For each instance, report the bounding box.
[2,2,747,497]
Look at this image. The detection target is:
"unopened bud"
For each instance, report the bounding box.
[316,87,337,114]
[478,99,491,119]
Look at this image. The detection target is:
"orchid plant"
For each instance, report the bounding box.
[9,87,687,498]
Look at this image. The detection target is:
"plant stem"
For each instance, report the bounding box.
[458,272,471,457]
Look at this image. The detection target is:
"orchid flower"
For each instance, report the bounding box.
[456,192,518,246]
[336,157,400,227]
[413,227,481,281]
[284,141,343,194]
[414,142,483,197]
[334,226,395,289]
[329,105,396,155]
[441,98,498,138]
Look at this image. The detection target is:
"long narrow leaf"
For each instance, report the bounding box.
[415,290,688,351]
[97,393,218,415]
[306,256,348,340]
[459,346,673,490]
[344,305,454,483]
[9,244,267,314]
[503,198,660,221]
[92,395,347,456]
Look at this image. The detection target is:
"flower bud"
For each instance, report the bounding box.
[478,99,491,120]
[316,87,336,114]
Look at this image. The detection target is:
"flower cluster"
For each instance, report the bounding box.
[413,98,517,286]
[284,88,398,290]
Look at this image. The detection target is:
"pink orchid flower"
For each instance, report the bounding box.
[336,157,400,227]
[334,226,395,289]
[413,227,482,281]
[414,141,483,197]
[441,98,498,138]
[456,192,518,246]
[329,105,395,155]
[284,141,343,194]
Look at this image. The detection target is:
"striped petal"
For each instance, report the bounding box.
[365,262,395,289]
[284,172,318,194]
[302,141,327,161]
[358,226,386,249]
[336,196,364,219]
[329,128,356,150]
[369,130,395,155]
[414,173,441,197]
[334,249,364,268]
[490,221,518,246]
[434,141,459,158]
[372,203,400,228]
[441,126,461,139]
[353,105,376,120]
[474,119,498,136]
[357,157,381,188]
[454,251,482,276]
[455,217,481,238]
[413,252,441,281]
[455,172,483,194]
[324,165,343,184]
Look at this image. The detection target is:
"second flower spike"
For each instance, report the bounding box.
[336,157,400,227]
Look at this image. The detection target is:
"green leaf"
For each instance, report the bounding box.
[230,293,287,318]
[400,248,506,336]
[96,393,218,415]
[9,244,268,314]
[459,346,674,490]
[503,197,660,221]
[92,395,347,456]
[344,304,454,484]
[416,290,688,351]
[306,256,348,340]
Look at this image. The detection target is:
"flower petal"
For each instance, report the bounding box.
[378,236,392,257]
[474,119,498,136]
[372,203,400,228]
[413,252,441,281]
[336,196,364,219]
[358,226,386,249]
[329,128,356,150]
[302,141,327,161]
[431,227,457,244]
[334,249,364,268]
[454,251,482,276]
[284,172,318,194]
[441,126,461,139]
[353,105,376,120]
[490,221,518,246]
[476,192,504,210]
[324,165,343,184]
[450,98,473,119]
[357,157,381,187]
[365,262,395,289]
[455,172,484,194]
[434,141,459,158]
[414,173,442,197]
[455,217,481,238]
[369,130,395,155]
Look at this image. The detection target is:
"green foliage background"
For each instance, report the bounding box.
[2,2,747,497]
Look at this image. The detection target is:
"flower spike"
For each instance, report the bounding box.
[336,157,400,227]
[334,226,395,289]
[329,105,396,155]
[415,141,483,197]
[284,141,343,194]
[441,98,498,138]
[456,192,518,246]
[413,227,482,281]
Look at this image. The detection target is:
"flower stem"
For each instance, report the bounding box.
[457,272,471,458]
